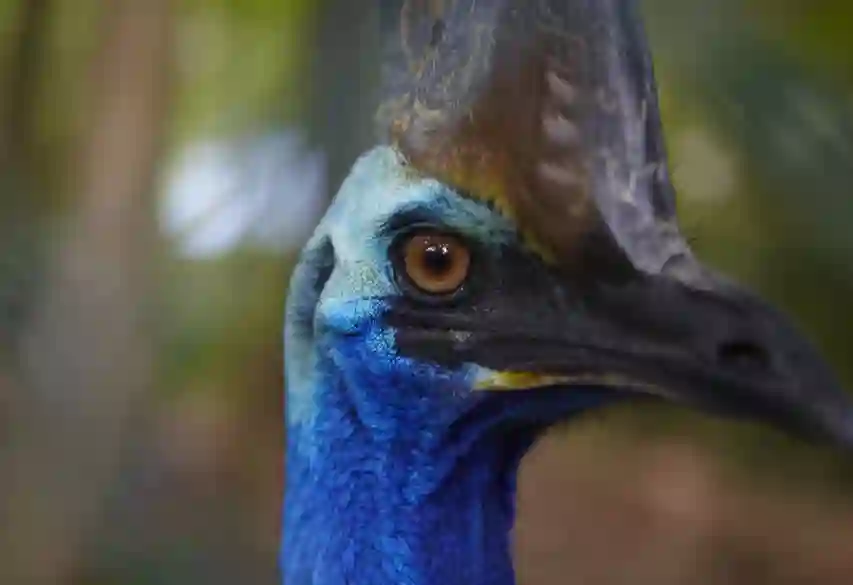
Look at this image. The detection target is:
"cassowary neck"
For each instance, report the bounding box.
[281,379,525,585]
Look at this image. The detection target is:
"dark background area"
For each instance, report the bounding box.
[1,1,853,583]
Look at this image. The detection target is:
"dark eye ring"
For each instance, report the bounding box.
[393,229,472,299]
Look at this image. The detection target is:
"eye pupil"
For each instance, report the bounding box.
[399,230,472,297]
[422,244,452,275]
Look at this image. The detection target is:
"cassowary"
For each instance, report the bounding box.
[281,2,853,585]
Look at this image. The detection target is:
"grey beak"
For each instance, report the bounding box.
[581,260,853,449]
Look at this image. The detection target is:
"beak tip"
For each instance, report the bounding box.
[829,411,853,451]
[801,397,853,451]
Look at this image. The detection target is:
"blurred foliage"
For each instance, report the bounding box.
[1,1,853,584]
[173,0,315,140]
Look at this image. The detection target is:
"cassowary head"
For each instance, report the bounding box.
[287,0,853,454]
[287,145,853,452]
[282,2,853,585]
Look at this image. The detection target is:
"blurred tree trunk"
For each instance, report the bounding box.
[0,1,174,582]
[0,0,53,353]
[306,0,379,200]
[0,0,52,172]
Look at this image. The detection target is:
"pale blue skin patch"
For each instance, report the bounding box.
[285,145,517,429]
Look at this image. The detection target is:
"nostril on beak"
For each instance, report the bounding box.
[716,339,771,373]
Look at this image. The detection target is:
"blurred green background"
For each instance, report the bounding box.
[1,1,852,584]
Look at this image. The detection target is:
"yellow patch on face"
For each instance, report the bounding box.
[475,369,663,395]
[475,370,574,391]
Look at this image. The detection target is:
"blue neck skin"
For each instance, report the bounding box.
[282,363,536,585]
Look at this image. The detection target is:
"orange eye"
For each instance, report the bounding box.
[400,231,471,296]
